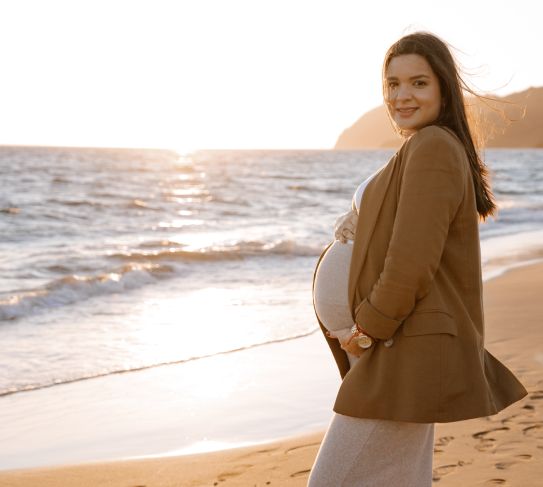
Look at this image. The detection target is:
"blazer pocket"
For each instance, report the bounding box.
[402,310,458,337]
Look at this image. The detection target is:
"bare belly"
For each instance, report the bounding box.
[313,240,355,331]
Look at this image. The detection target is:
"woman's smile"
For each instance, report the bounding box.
[396,107,419,117]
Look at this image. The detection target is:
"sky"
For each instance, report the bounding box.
[0,0,541,151]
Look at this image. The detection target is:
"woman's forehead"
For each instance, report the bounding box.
[385,54,434,78]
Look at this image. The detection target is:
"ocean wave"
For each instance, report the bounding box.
[110,238,324,263]
[46,198,106,208]
[46,197,165,211]
[126,199,161,210]
[137,239,187,249]
[286,184,347,193]
[0,262,174,321]
[0,329,318,397]
[208,195,252,206]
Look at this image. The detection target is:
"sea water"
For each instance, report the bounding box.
[0,146,542,467]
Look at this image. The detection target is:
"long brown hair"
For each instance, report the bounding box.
[382,32,497,221]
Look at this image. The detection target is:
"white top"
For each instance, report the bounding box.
[341,168,380,246]
[353,168,381,212]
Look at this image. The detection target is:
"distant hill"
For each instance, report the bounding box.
[334,86,543,149]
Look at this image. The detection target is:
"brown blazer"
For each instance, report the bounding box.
[314,125,527,423]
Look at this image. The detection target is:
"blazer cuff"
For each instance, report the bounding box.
[354,298,402,340]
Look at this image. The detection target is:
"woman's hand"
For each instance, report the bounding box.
[334,209,358,243]
[325,328,365,357]
[338,333,364,357]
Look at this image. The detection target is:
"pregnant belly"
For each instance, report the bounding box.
[313,240,355,331]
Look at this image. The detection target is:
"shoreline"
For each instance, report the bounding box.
[0,259,542,485]
[2,232,542,403]
[1,225,541,403]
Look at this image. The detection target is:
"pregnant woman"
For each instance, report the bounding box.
[308,32,528,486]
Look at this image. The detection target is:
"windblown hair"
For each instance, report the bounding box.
[383,32,497,221]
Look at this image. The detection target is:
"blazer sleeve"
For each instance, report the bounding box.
[354,127,465,340]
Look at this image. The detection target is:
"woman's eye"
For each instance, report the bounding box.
[388,81,398,88]
[414,80,427,87]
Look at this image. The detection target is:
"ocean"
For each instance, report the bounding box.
[1,146,543,400]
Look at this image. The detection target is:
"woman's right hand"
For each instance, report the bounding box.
[325,328,364,357]
[334,209,358,243]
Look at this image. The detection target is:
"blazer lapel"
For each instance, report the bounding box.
[348,155,398,317]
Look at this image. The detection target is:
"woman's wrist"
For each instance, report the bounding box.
[351,323,373,337]
[349,324,376,349]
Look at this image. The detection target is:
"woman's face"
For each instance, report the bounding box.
[384,53,442,135]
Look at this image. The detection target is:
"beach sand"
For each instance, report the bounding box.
[0,261,541,487]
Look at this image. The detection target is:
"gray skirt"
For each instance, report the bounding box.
[308,406,434,487]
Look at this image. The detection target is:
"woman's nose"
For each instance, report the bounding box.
[394,84,412,101]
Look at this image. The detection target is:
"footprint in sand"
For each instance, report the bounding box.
[493,454,531,471]
[285,442,321,454]
[475,439,496,452]
[432,459,473,481]
[483,479,507,485]
[494,440,524,454]
[216,464,252,481]
[434,436,454,454]
[257,447,278,454]
[434,435,454,447]
[523,423,543,439]
[472,426,510,452]
[472,426,510,440]
[500,413,523,424]
[237,447,279,460]
[290,468,311,478]
[432,463,457,481]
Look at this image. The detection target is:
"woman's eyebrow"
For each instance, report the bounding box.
[385,74,431,81]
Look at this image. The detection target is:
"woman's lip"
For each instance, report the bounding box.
[396,107,418,117]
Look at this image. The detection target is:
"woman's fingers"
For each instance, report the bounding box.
[334,210,352,228]
[334,210,355,229]
[338,335,364,356]
[334,209,358,242]
[335,228,354,242]
[339,341,362,357]
[346,212,358,231]
[334,220,348,240]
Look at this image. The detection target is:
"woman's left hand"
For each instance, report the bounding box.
[334,209,358,243]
